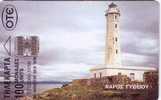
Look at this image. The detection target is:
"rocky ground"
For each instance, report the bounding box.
[32,79,157,100]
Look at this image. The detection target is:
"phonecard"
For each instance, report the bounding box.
[0,1,159,100]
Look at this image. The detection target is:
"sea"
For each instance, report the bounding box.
[36,83,62,93]
[0,82,63,99]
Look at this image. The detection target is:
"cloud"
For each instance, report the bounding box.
[121,31,159,56]
[122,53,158,67]
[0,1,159,81]
[119,1,159,35]
[37,63,91,81]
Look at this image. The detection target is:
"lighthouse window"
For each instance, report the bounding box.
[115,37,118,42]
[118,72,121,75]
[115,15,117,19]
[130,73,135,81]
[116,49,118,54]
[94,73,96,78]
[115,24,117,28]
[99,72,102,78]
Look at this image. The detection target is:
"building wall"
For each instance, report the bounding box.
[91,68,148,81]
[91,69,107,78]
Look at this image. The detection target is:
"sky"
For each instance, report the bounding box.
[0,1,159,81]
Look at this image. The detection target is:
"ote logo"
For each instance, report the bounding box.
[1,5,18,31]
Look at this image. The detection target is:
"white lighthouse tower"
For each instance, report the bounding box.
[90,3,156,81]
[105,3,121,66]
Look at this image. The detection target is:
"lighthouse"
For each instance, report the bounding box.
[90,3,156,81]
[105,3,121,66]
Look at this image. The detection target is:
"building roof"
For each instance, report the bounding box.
[109,3,117,8]
[90,65,157,72]
[105,3,120,16]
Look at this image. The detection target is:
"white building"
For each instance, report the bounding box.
[90,3,156,81]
